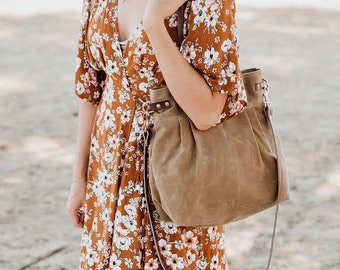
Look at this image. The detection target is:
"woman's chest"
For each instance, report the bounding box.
[86,0,177,69]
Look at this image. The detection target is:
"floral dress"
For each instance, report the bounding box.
[74,0,246,269]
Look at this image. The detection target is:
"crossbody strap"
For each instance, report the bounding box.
[142,128,168,270]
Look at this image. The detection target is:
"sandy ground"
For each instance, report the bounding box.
[0,2,340,270]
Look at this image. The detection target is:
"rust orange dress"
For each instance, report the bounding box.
[74,0,246,269]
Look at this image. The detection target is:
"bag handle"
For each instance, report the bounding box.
[176,4,185,47]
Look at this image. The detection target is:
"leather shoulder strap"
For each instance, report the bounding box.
[176,4,185,48]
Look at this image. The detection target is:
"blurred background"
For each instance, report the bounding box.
[0,0,339,269]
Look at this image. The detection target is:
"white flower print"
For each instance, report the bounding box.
[89,45,100,62]
[97,240,105,252]
[181,231,198,250]
[124,258,133,268]
[205,11,219,29]
[168,13,177,28]
[160,221,178,234]
[76,82,85,95]
[80,2,89,26]
[98,168,113,185]
[93,90,101,99]
[85,247,99,267]
[81,233,92,248]
[204,47,219,67]
[158,239,172,257]
[192,3,207,25]
[92,217,98,233]
[211,254,219,269]
[208,226,218,240]
[104,109,116,129]
[116,236,132,250]
[186,250,196,265]
[210,1,219,11]
[107,59,119,75]
[86,68,99,86]
[182,44,197,62]
[118,89,129,104]
[104,150,114,165]
[108,134,120,150]
[134,184,143,195]
[218,235,226,250]
[166,254,185,269]
[94,0,107,19]
[218,69,228,87]
[100,207,111,223]
[191,0,202,14]
[92,31,103,47]
[226,62,236,82]
[174,240,184,250]
[145,258,159,270]
[121,215,137,232]
[109,253,122,269]
[103,82,116,105]
[121,76,129,90]
[138,82,149,92]
[134,40,148,57]
[221,39,232,53]
[139,67,154,80]
[116,106,123,115]
[91,180,107,205]
[196,259,209,270]
[124,204,137,218]
[120,109,131,124]
[107,220,114,234]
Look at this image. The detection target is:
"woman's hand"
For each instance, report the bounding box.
[66,181,87,228]
[143,0,187,24]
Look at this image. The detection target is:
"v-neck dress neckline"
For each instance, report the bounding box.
[114,0,145,57]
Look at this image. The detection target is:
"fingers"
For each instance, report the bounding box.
[67,204,85,228]
[66,196,85,228]
[66,181,87,228]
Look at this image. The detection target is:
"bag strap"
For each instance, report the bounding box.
[264,103,283,270]
[176,5,185,48]
[142,128,168,270]
[141,8,188,270]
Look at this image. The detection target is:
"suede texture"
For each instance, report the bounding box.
[148,68,290,227]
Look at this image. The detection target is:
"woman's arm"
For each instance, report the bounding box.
[73,100,97,181]
[66,100,97,228]
[143,1,228,131]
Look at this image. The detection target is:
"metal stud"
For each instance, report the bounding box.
[156,104,161,109]
[165,102,170,107]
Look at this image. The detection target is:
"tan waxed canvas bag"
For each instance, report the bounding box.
[145,68,290,227]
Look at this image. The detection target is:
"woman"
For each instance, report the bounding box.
[67,0,246,269]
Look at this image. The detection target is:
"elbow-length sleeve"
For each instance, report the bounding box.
[181,0,247,120]
[74,0,105,105]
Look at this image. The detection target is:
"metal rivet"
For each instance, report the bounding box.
[156,104,161,109]
[255,83,261,91]
[165,102,170,107]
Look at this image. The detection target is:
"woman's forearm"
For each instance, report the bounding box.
[143,17,227,130]
[72,100,97,181]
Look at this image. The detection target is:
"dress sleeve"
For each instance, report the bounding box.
[74,0,105,105]
[181,0,247,120]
